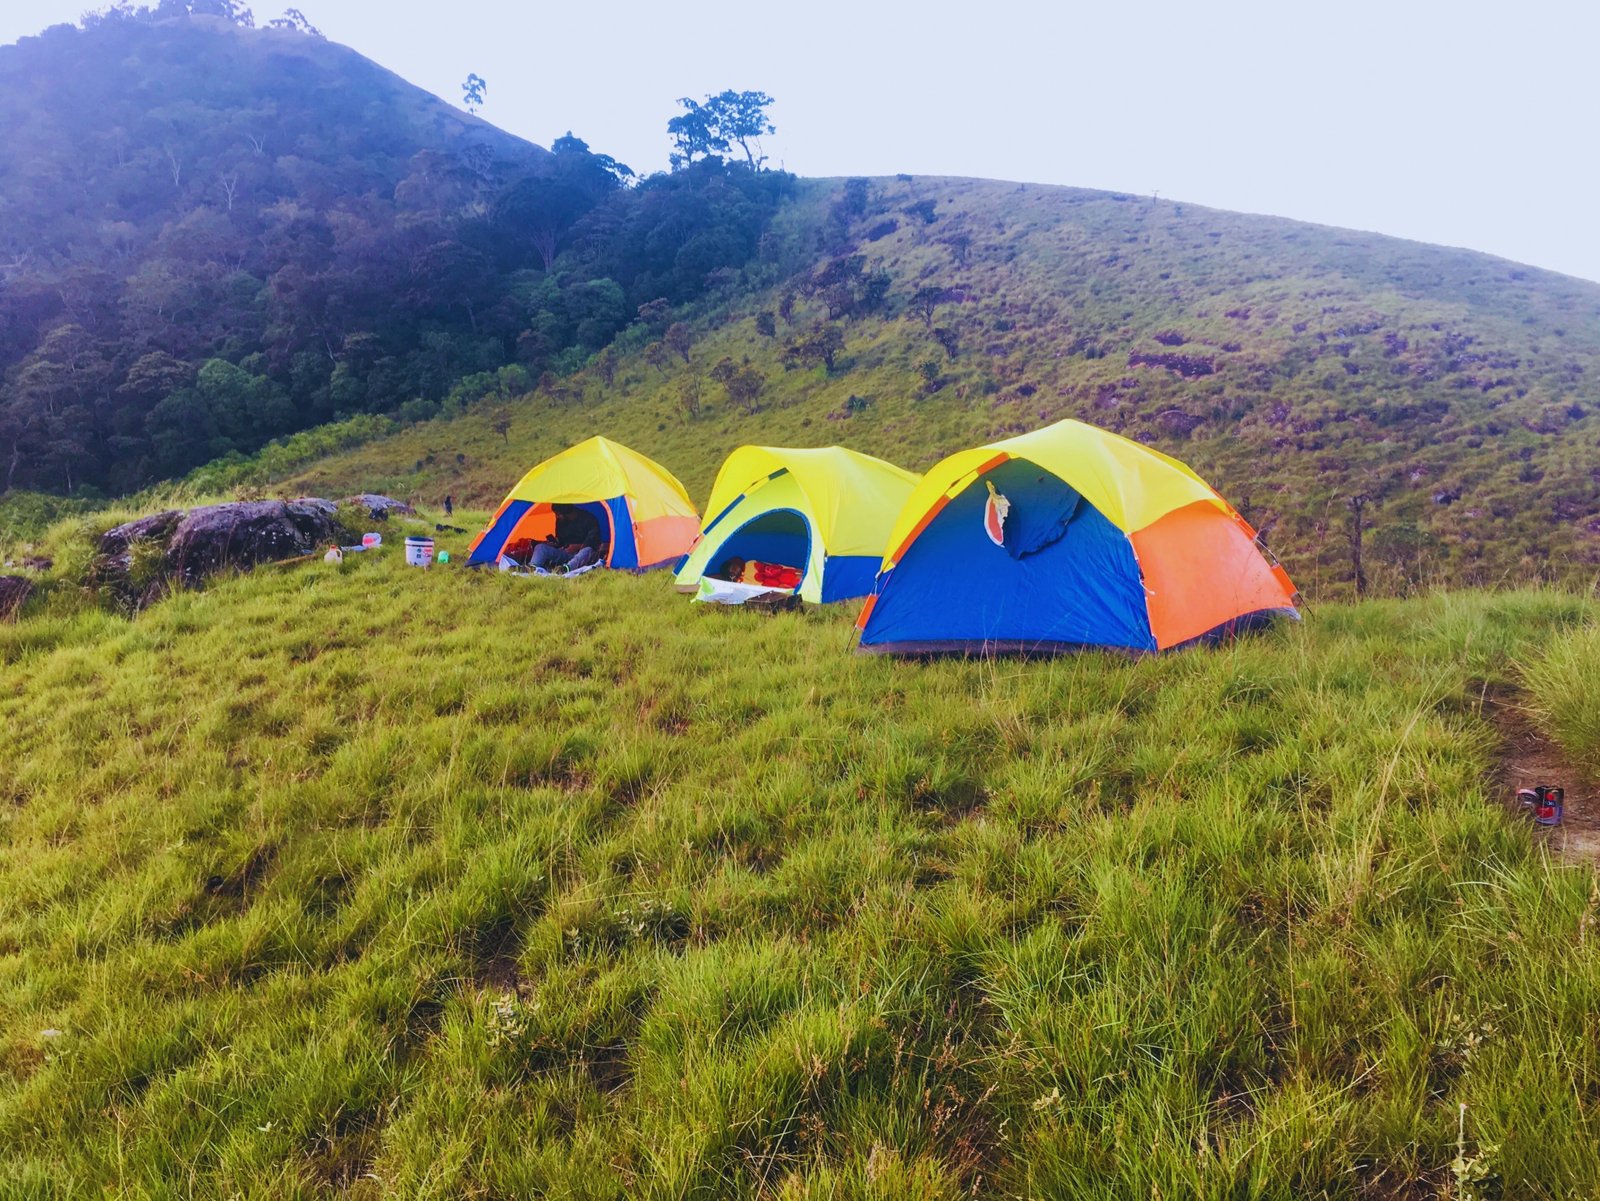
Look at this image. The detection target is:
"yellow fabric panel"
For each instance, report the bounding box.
[700,446,920,556]
[881,420,1228,565]
[501,436,697,522]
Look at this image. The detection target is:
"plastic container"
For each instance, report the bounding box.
[362,532,382,548]
[404,536,435,567]
[437,551,450,564]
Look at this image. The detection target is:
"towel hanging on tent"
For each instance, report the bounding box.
[983,480,1010,547]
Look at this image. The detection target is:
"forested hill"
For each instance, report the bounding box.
[0,4,792,493]
[288,175,1600,596]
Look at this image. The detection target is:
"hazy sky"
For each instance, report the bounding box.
[5,0,1598,282]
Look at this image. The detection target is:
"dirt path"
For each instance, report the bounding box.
[1484,689,1600,865]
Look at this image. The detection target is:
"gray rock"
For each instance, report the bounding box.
[292,497,339,519]
[89,493,410,602]
[101,509,183,555]
[1155,408,1204,438]
[344,493,414,519]
[164,499,339,586]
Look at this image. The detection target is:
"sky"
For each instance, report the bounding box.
[4,0,1598,283]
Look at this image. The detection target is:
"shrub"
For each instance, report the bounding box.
[331,501,371,544]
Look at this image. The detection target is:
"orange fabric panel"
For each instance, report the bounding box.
[504,503,557,549]
[854,592,878,631]
[633,514,701,567]
[1131,502,1298,649]
[468,496,517,557]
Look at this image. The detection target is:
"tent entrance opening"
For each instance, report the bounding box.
[713,509,810,587]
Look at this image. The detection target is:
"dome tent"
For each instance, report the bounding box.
[856,419,1298,653]
[674,445,920,603]
[466,436,700,570]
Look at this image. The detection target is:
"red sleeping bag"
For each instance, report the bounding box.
[744,560,802,590]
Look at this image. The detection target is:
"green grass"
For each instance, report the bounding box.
[0,491,103,555]
[3,540,1600,1197]
[1522,618,1600,774]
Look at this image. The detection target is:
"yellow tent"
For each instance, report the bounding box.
[466,436,700,569]
[675,445,920,602]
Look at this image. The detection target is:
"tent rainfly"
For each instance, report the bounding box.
[855,418,1298,654]
[675,445,920,603]
[466,436,700,569]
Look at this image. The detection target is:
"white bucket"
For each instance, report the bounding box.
[404,536,435,567]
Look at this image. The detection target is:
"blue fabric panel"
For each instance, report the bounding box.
[713,531,808,571]
[1001,474,1082,559]
[603,497,638,568]
[861,461,1155,651]
[468,499,532,565]
[819,555,881,603]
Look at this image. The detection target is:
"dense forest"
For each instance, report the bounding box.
[0,2,792,493]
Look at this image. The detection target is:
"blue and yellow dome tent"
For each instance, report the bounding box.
[856,419,1298,653]
[674,446,920,603]
[466,436,700,569]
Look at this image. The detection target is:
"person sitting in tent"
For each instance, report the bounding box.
[719,556,802,590]
[565,533,607,572]
[531,535,572,571]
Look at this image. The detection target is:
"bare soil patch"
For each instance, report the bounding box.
[1484,689,1600,864]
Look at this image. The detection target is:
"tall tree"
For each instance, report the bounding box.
[783,325,845,374]
[664,323,694,364]
[668,90,776,170]
[1346,494,1371,597]
[909,286,949,328]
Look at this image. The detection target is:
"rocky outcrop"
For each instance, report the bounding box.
[94,494,407,601]
[1154,408,1204,439]
[1127,351,1216,379]
[99,509,183,557]
[162,498,339,587]
[0,575,33,622]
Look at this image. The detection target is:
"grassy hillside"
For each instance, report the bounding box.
[3,535,1600,1196]
[281,175,1600,599]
